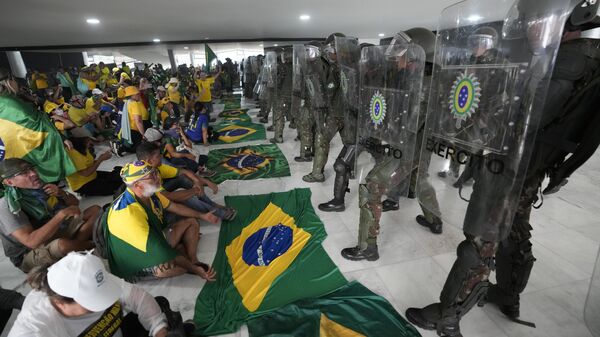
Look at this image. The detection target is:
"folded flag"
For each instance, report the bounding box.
[213,121,265,144]
[194,188,347,335]
[206,144,290,184]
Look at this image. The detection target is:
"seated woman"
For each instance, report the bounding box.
[185,102,216,145]
[66,127,123,196]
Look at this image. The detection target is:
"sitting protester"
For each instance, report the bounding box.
[42,88,75,133]
[185,102,216,145]
[136,142,236,221]
[66,127,123,196]
[67,95,105,140]
[8,251,187,337]
[104,161,217,282]
[0,159,99,273]
[111,86,147,156]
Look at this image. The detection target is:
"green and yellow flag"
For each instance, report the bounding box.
[218,109,252,123]
[212,121,265,144]
[205,44,218,69]
[247,281,421,337]
[207,144,290,184]
[194,188,347,335]
[0,96,75,182]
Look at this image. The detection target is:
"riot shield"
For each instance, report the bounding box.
[334,36,361,110]
[416,0,573,241]
[586,248,600,337]
[265,51,278,89]
[355,44,425,197]
[291,44,307,117]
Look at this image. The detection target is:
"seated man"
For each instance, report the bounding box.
[136,142,236,221]
[9,251,189,337]
[0,159,98,273]
[104,161,217,282]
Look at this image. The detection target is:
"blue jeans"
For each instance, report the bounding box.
[183,194,225,219]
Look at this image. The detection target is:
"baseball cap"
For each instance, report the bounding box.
[91,88,103,96]
[47,251,121,312]
[168,77,179,84]
[120,160,154,184]
[144,128,163,142]
[0,158,33,180]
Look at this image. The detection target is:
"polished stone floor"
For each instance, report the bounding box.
[1,97,598,337]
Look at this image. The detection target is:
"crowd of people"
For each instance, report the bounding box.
[0,56,242,336]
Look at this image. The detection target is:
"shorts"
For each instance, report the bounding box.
[19,218,83,273]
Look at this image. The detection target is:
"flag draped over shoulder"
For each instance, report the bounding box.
[194,188,347,335]
[0,96,76,182]
[212,121,265,144]
[247,281,422,337]
[206,144,290,184]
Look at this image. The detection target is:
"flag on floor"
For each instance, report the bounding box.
[206,144,290,184]
[0,96,76,182]
[247,281,421,337]
[223,101,242,110]
[194,188,347,335]
[213,121,265,144]
[218,109,252,123]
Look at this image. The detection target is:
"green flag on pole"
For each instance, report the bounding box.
[205,44,218,70]
[206,144,290,184]
[194,188,347,335]
[0,96,76,182]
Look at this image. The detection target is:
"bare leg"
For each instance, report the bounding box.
[167,218,200,264]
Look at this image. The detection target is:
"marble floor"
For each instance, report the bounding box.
[1,97,599,337]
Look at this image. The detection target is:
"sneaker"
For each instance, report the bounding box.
[110,140,123,157]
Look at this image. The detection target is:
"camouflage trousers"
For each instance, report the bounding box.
[298,106,315,157]
[273,96,291,139]
[310,113,355,176]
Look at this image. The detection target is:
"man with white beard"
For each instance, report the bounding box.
[101,160,217,283]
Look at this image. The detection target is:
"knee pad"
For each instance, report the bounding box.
[333,157,349,175]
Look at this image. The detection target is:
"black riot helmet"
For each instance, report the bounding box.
[323,33,345,62]
[405,28,436,63]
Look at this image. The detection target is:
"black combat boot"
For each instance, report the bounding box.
[416,215,443,234]
[267,125,274,131]
[259,117,268,123]
[406,303,462,337]
[318,199,345,212]
[382,199,399,212]
[341,244,379,261]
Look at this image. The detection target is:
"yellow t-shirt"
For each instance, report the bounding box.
[127,100,145,132]
[33,73,48,90]
[68,106,89,127]
[117,86,126,99]
[82,78,97,90]
[66,149,97,191]
[157,163,179,180]
[43,100,59,114]
[195,78,215,103]
[85,98,101,114]
[167,85,181,104]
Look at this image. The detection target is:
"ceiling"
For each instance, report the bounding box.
[0,0,466,49]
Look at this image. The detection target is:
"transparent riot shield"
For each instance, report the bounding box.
[335,36,361,110]
[417,0,573,241]
[586,248,600,337]
[355,44,425,198]
[291,44,307,118]
[265,51,278,89]
[253,65,265,99]
[304,54,328,131]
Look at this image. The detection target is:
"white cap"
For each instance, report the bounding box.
[91,88,104,96]
[157,86,166,91]
[168,77,179,84]
[47,251,121,312]
[144,128,163,142]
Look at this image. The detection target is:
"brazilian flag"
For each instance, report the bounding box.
[248,281,421,337]
[207,144,290,184]
[0,96,76,182]
[218,109,252,123]
[213,121,266,144]
[194,189,347,335]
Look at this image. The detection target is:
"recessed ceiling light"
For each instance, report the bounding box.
[378,33,385,37]
[259,44,263,47]
[204,37,210,40]
[299,15,310,21]
[153,38,161,42]
[274,44,279,47]
[183,46,189,50]
[86,18,100,24]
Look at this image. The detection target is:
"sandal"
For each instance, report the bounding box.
[224,208,237,221]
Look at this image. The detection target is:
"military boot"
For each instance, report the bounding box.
[318,199,345,212]
[269,137,283,144]
[341,244,379,261]
[302,172,325,183]
[416,215,443,234]
[406,303,462,337]
[267,125,274,131]
[382,199,399,212]
[260,117,268,123]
